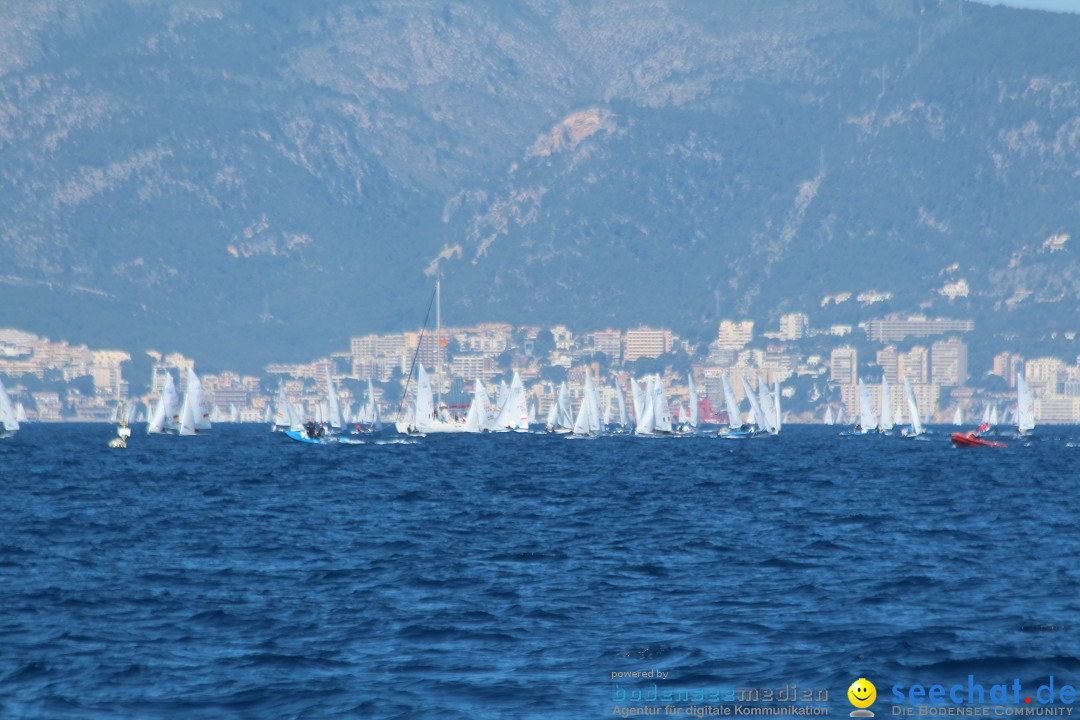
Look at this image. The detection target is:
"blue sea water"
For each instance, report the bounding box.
[2,424,1080,719]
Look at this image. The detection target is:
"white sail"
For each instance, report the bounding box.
[739,377,765,432]
[0,378,19,434]
[630,378,644,423]
[678,404,688,425]
[587,372,603,434]
[952,406,963,426]
[147,372,179,434]
[494,371,528,430]
[274,386,292,429]
[773,380,782,433]
[572,372,594,436]
[688,373,699,429]
[465,378,489,433]
[757,375,777,434]
[837,406,845,425]
[879,377,893,431]
[981,405,991,424]
[178,365,206,436]
[823,406,834,425]
[858,379,877,430]
[903,378,924,436]
[414,363,434,431]
[229,404,240,423]
[634,381,655,435]
[557,381,573,429]
[178,389,197,436]
[14,402,27,423]
[893,404,903,427]
[1016,373,1035,433]
[989,405,999,426]
[123,403,137,424]
[365,379,382,430]
[544,385,560,431]
[615,381,629,429]
[652,374,673,434]
[324,369,343,430]
[187,367,212,430]
[722,374,741,427]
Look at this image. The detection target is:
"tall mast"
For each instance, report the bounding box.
[436,278,442,415]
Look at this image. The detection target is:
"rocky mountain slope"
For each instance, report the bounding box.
[0,0,1076,370]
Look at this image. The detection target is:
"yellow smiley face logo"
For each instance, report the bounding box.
[848,678,876,708]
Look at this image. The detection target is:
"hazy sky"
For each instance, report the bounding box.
[972,0,1080,12]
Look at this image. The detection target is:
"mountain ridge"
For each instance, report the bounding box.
[0,0,1076,371]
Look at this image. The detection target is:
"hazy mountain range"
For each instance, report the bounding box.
[0,0,1077,372]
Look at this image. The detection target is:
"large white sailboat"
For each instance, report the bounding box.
[394,280,466,434]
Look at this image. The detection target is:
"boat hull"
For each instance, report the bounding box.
[951,432,1007,448]
[284,429,334,444]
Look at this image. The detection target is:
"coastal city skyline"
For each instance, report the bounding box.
[4,303,1078,424]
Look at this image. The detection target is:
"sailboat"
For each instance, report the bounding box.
[613,379,629,433]
[177,365,212,436]
[741,376,771,435]
[14,402,28,423]
[841,379,877,435]
[988,405,999,427]
[464,378,496,432]
[0,378,20,438]
[634,377,656,435]
[643,374,674,435]
[823,406,834,425]
[570,369,603,437]
[718,374,763,438]
[901,378,925,437]
[678,373,699,434]
[400,362,436,434]
[546,381,573,433]
[952,406,963,426]
[354,378,383,433]
[1016,372,1035,436]
[879,377,894,433]
[107,401,134,448]
[391,280,467,434]
[772,379,782,434]
[629,377,645,426]
[147,372,180,434]
[273,385,292,432]
[492,371,529,432]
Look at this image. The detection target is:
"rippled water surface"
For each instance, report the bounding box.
[2,424,1079,718]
